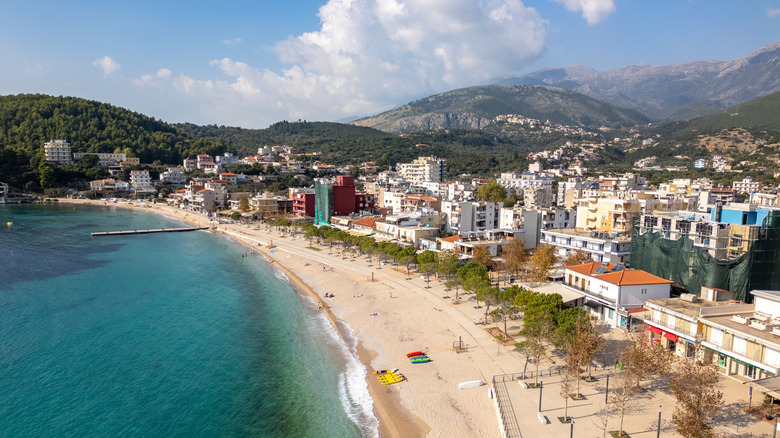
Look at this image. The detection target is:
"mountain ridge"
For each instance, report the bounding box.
[496,41,780,121]
[352,84,650,134]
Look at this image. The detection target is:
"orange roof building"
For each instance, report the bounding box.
[563,261,672,329]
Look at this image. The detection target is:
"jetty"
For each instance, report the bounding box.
[91,226,209,236]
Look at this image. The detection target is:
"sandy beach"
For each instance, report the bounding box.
[65,199,523,437]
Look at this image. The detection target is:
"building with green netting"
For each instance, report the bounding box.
[630,210,780,303]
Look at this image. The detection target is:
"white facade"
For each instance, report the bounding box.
[564,262,672,328]
[44,139,72,165]
[160,167,187,185]
[73,152,127,167]
[541,228,632,265]
[397,156,445,183]
[733,176,760,194]
[442,201,502,236]
[130,170,154,192]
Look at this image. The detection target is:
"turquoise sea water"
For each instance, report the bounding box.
[0,204,377,437]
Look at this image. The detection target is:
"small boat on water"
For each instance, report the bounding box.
[405,351,425,358]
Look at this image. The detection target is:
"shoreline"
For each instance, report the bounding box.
[61,199,424,437]
[59,199,510,437]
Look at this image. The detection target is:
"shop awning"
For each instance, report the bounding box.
[663,332,679,342]
[647,325,663,335]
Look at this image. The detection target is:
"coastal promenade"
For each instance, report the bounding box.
[61,199,780,437]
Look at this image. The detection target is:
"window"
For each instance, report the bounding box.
[745,364,757,379]
[667,315,676,329]
[653,310,661,323]
[733,336,747,355]
[766,348,780,367]
[711,328,724,346]
[608,309,614,319]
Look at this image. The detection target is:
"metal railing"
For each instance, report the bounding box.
[492,376,522,438]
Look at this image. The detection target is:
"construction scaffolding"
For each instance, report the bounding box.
[630,211,780,303]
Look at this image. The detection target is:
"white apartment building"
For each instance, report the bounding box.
[446,182,476,202]
[73,152,127,167]
[183,158,197,171]
[441,201,502,236]
[523,187,553,208]
[160,167,187,185]
[541,228,633,265]
[397,156,445,183]
[496,171,553,194]
[733,176,761,194]
[130,170,155,192]
[564,261,672,329]
[90,178,130,193]
[499,207,576,249]
[205,181,229,208]
[557,178,600,209]
[44,139,73,165]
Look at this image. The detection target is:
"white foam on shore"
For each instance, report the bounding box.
[272,267,289,282]
[304,299,380,438]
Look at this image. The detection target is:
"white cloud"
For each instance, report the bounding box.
[222,37,242,45]
[137,0,548,128]
[552,0,615,25]
[93,56,121,76]
[768,7,780,18]
[132,68,173,88]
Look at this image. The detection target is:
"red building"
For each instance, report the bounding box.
[290,188,315,217]
[333,176,357,216]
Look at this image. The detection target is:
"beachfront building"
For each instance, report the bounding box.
[73,152,127,167]
[563,261,673,329]
[204,181,229,208]
[541,228,632,265]
[90,178,130,193]
[160,167,187,185]
[250,192,279,217]
[314,176,375,226]
[290,188,315,217]
[397,156,445,183]
[130,170,155,193]
[44,139,73,165]
[441,200,502,236]
[374,214,440,247]
[190,189,215,213]
[497,207,574,249]
[645,288,780,381]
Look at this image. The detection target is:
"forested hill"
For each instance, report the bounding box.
[175,120,413,165]
[0,94,228,164]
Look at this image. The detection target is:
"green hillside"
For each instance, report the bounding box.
[353,85,651,133]
[686,90,780,131]
[0,94,226,191]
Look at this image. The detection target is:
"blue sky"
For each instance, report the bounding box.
[1,0,778,128]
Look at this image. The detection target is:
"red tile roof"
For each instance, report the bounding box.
[566,262,673,285]
[566,262,616,275]
[441,235,461,243]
